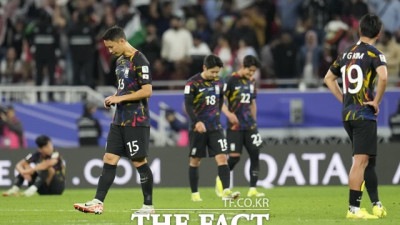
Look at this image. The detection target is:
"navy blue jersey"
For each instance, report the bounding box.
[330,41,386,121]
[225,72,257,130]
[184,73,224,131]
[113,51,152,126]
[25,151,65,177]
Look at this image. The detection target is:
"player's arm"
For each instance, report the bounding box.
[222,79,238,124]
[324,70,343,103]
[364,65,388,115]
[222,100,238,124]
[184,85,206,133]
[16,159,32,174]
[105,84,152,105]
[16,159,34,181]
[29,158,58,172]
[250,99,257,121]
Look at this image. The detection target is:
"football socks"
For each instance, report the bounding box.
[189,166,199,193]
[218,165,230,189]
[137,163,153,206]
[95,163,117,202]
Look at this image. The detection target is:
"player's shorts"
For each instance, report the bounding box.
[227,129,263,153]
[106,124,150,160]
[343,120,377,156]
[189,129,227,158]
[37,173,65,195]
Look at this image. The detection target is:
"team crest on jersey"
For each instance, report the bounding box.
[379,54,387,63]
[215,85,220,94]
[184,85,191,94]
[124,67,129,78]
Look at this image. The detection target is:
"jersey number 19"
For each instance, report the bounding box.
[340,65,363,94]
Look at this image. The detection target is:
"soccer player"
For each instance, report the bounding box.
[216,55,264,198]
[324,14,387,219]
[184,54,240,201]
[74,26,154,214]
[2,135,65,197]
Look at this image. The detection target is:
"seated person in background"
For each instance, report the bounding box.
[0,105,26,149]
[166,108,189,146]
[77,102,102,146]
[2,135,65,197]
[389,100,400,142]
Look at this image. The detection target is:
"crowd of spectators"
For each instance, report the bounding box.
[0,0,400,90]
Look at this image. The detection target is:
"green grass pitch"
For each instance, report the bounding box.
[0,186,399,225]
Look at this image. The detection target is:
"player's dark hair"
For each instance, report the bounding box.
[102,26,126,41]
[35,135,51,148]
[359,13,382,38]
[243,55,261,68]
[203,54,223,69]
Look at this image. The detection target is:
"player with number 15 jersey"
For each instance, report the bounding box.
[113,51,151,127]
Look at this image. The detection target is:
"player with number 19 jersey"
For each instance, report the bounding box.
[184,73,224,131]
[329,41,386,121]
[113,51,151,127]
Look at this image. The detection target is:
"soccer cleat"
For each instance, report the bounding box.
[191,192,203,202]
[74,199,104,214]
[2,185,20,197]
[134,204,155,214]
[215,176,223,197]
[372,203,387,218]
[222,189,240,201]
[346,208,379,219]
[247,188,265,197]
[22,185,38,197]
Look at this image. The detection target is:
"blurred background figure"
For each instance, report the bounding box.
[67,11,96,88]
[0,47,22,84]
[161,15,193,74]
[77,102,102,146]
[375,30,400,87]
[272,31,298,87]
[165,108,188,147]
[0,105,26,149]
[26,9,60,102]
[389,100,400,143]
[297,30,322,89]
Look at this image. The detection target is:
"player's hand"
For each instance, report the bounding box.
[194,121,206,133]
[363,101,379,115]
[104,96,120,108]
[227,112,239,124]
